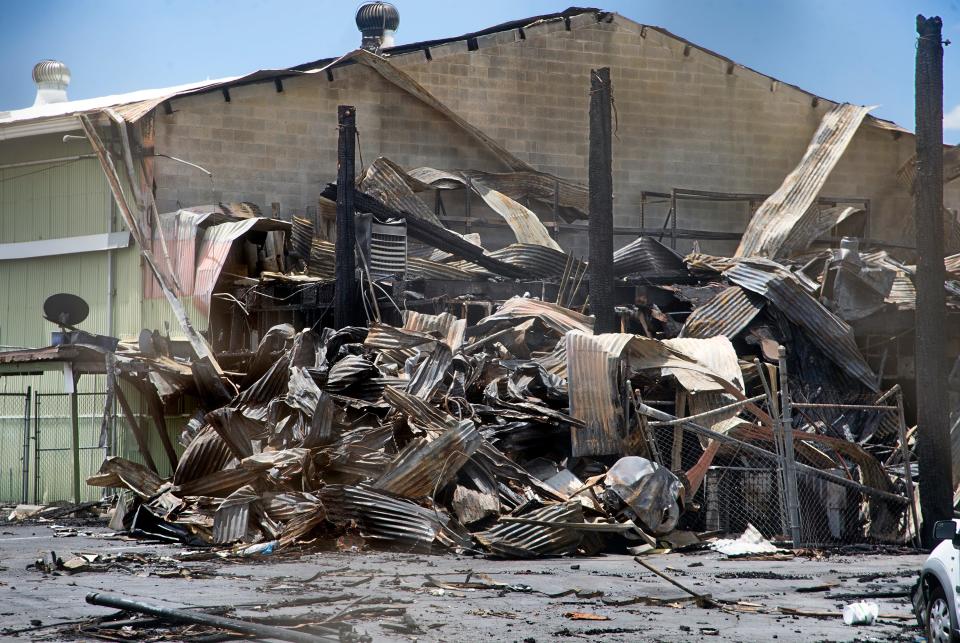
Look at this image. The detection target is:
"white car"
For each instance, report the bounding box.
[914,520,960,642]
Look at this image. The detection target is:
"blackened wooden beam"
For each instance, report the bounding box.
[335,105,359,329]
[913,14,952,546]
[321,184,527,279]
[114,379,159,474]
[588,67,616,333]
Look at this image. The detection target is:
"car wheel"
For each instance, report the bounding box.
[928,585,958,643]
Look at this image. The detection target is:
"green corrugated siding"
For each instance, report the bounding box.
[0,132,189,503]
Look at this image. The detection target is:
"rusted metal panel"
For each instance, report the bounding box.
[476,296,593,336]
[488,244,583,278]
[613,236,687,278]
[679,286,764,339]
[475,501,584,558]
[410,166,588,220]
[736,103,872,259]
[373,420,481,498]
[472,182,562,250]
[402,311,465,351]
[725,259,878,390]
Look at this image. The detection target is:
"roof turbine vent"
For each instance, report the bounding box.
[356,2,399,52]
[32,60,70,107]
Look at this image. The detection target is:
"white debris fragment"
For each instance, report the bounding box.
[710,523,781,556]
[842,601,879,625]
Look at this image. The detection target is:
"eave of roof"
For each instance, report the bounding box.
[0,6,912,137]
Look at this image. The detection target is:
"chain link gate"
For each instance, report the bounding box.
[0,389,31,504]
[33,391,109,504]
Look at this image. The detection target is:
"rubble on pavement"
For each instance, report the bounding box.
[79,152,947,556]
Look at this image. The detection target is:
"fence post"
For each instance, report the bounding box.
[70,390,81,505]
[777,346,803,547]
[33,394,40,504]
[896,389,922,548]
[755,359,790,540]
[21,387,31,504]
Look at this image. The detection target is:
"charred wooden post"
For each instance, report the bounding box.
[588,67,616,333]
[335,105,359,329]
[914,14,952,545]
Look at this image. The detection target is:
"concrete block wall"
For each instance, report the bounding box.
[152,10,957,258]
[153,63,502,217]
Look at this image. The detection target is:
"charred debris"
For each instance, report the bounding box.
[62,76,960,561]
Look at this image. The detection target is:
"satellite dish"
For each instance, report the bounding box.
[43,293,89,327]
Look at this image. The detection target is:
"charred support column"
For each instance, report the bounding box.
[914,15,951,546]
[335,105,359,329]
[589,67,616,333]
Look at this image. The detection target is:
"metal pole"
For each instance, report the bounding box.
[85,593,335,643]
[754,359,790,539]
[896,390,922,548]
[33,394,40,504]
[588,67,616,333]
[70,389,81,505]
[21,386,30,504]
[914,14,952,546]
[777,346,802,547]
[334,105,358,330]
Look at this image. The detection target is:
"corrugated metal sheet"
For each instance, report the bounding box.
[403,311,466,351]
[566,331,744,456]
[373,420,481,498]
[679,286,764,339]
[326,355,378,391]
[475,296,593,336]
[684,254,739,274]
[946,253,960,279]
[322,484,465,550]
[212,484,257,543]
[365,323,439,354]
[407,255,480,280]
[358,158,443,226]
[193,218,261,320]
[565,331,632,456]
[308,239,336,280]
[778,205,860,258]
[724,259,878,390]
[290,216,313,261]
[87,456,165,498]
[886,272,916,309]
[470,182,562,250]
[261,491,323,521]
[488,244,582,278]
[410,167,588,220]
[662,336,744,392]
[173,425,233,486]
[613,237,687,278]
[475,501,584,558]
[735,104,872,258]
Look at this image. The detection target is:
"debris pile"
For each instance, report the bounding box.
[90,221,931,553]
[72,105,951,555]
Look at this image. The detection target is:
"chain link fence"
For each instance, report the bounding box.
[639,379,915,548]
[34,392,109,504]
[0,390,31,504]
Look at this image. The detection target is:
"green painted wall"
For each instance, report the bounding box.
[0,131,185,504]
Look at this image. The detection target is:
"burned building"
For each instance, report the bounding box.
[0,5,957,548]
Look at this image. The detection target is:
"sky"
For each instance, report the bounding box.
[1,1,959,142]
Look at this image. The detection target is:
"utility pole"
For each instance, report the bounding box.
[588,67,616,333]
[335,105,359,329]
[914,15,952,546]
